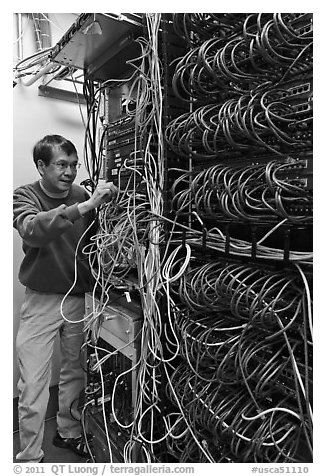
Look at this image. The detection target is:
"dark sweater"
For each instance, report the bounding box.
[13,181,94,295]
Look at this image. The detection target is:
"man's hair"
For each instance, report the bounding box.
[33,135,78,167]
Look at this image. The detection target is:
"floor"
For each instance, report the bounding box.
[13,417,88,463]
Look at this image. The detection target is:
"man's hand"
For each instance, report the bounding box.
[78,182,118,216]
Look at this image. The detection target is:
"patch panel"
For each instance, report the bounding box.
[108,126,138,140]
[107,115,134,129]
[296,22,313,35]
[289,13,309,21]
[107,135,140,151]
[281,82,311,99]
[285,102,312,117]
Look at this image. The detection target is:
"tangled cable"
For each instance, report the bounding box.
[172,13,312,48]
[79,12,313,464]
[163,258,312,462]
[166,362,311,462]
[170,159,312,224]
[172,15,312,101]
[165,86,312,159]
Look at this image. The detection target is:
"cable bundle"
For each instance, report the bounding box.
[166,361,311,463]
[161,255,312,462]
[170,159,312,224]
[172,13,312,48]
[163,12,313,464]
[85,195,149,289]
[174,261,309,331]
[172,13,249,45]
[166,86,312,159]
[170,229,312,263]
[83,14,175,462]
[165,415,232,463]
[171,14,312,101]
[172,306,311,396]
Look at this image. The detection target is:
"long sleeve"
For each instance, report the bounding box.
[13,186,82,248]
[13,182,94,294]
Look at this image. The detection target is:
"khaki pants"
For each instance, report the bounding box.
[15,288,85,462]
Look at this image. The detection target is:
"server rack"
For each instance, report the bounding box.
[51,12,313,463]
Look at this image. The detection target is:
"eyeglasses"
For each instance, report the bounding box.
[52,161,81,172]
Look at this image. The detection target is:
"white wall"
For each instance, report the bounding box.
[13,13,88,397]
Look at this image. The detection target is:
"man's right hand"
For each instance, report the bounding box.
[78,182,118,216]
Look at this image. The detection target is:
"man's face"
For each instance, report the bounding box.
[38,148,79,194]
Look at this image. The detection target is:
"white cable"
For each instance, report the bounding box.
[60,218,96,323]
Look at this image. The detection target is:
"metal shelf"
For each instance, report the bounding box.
[50,13,143,81]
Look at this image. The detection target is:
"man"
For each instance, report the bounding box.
[13,134,117,463]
